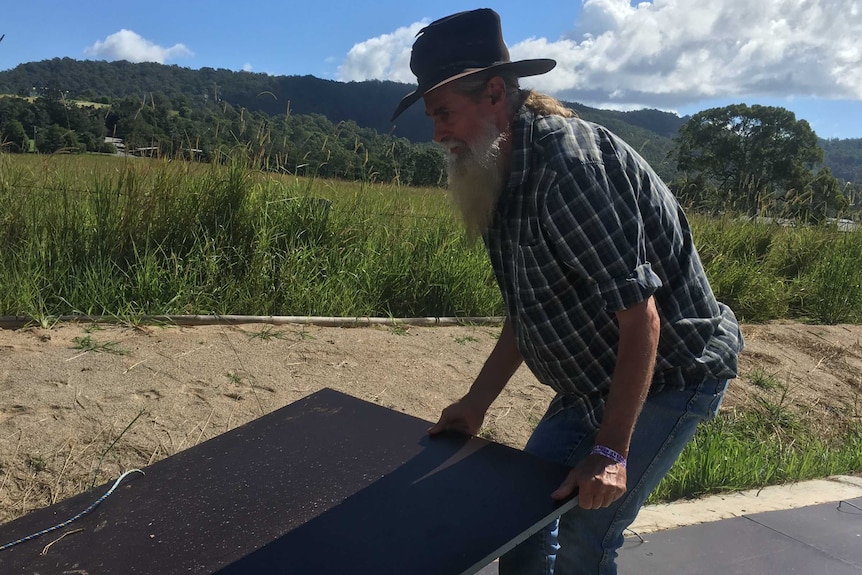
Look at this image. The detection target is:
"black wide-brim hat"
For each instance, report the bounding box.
[391,8,556,121]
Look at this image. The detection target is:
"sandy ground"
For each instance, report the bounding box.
[0,320,860,524]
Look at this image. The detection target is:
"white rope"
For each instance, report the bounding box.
[0,469,145,552]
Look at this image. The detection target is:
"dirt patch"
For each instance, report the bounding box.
[723,322,862,437]
[0,320,859,523]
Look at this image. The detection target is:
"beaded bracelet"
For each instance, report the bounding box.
[590,445,627,468]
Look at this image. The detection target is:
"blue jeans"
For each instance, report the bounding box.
[499,377,728,575]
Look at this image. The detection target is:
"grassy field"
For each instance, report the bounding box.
[2,151,861,324]
[1,150,860,501]
[0,152,497,321]
[0,93,109,108]
[650,399,862,502]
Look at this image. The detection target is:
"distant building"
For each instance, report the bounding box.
[133,146,160,157]
[104,137,125,152]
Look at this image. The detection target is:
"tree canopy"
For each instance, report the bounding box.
[673,104,847,221]
[0,59,859,219]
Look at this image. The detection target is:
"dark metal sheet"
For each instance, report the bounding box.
[0,388,576,574]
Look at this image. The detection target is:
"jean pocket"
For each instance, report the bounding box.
[704,378,729,419]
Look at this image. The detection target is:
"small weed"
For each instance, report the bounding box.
[249,326,287,341]
[71,335,127,355]
[296,328,315,340]
[455,335,479,345]
[749,368,782,390]
[26,454,47,474]
[478,427,498,441]
[91,408,147,488]
[389,324,408,336]
[752,393,799,434]
[226,371,243,384]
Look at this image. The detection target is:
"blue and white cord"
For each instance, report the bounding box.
[0,469,145,552]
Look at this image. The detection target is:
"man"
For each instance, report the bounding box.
[392,9,743,575]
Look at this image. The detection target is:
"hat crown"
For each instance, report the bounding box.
[410,9,510,90]
[390,8,555,121]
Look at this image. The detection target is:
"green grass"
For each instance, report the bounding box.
[248,326,289,341]
[650,409,862,503]
[0,152,500,320]
[70,335,128,355]
[748,368,782,390]
[2,152,861,324]
[694,216,862,323]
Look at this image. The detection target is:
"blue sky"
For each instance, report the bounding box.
[1,1,859,139]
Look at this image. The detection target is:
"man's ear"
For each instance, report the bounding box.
[486,76,506,106]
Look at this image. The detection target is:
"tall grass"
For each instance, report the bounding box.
[693,216,862,323]
[0,152,499,319]
[650,405,862,503]
[1,151,861,324]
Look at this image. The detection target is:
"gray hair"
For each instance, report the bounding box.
[450,72,525,117]
[451,73,576,119]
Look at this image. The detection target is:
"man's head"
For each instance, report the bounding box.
[390,9,555,121]
[392,9,556,237]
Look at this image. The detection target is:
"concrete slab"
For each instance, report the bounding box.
[475,477,862,574]
[619,513,862,574]
[631,475,862,534]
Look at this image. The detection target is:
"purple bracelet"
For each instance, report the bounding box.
[590,445,627,468]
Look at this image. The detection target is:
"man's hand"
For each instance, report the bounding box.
[551,454,627,508]
[428,317,522,438]
[428,398,487,436]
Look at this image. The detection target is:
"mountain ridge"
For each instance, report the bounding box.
[0,58,859,185]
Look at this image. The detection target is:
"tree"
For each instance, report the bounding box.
[674,104,823,215]
[40,124,66,152]
[410,144,446,187]
[783,167,848,224]
[1,119,28,152]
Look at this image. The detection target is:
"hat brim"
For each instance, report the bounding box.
[390,58,556,121]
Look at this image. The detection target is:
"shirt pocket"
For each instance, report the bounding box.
[514,241,618,377]
[515,241,601,313]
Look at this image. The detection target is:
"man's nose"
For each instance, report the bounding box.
[432,121,447,143]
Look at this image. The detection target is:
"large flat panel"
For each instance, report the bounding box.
[0,389,576,574]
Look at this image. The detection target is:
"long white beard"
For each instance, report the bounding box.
[444,122,508,240]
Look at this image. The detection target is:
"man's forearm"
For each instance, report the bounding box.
[594,297,660,457]
[464,316,524,411]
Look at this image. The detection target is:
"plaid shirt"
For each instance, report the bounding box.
[485,106,743,427]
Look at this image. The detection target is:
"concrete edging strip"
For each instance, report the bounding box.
[0,315,506,330]
[631,474,862,534]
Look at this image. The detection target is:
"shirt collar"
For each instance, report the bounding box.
[505,103,536,192]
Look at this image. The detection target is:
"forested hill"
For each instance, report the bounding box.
[2,58,860,185]
[0,58,684,142]
[821,138,862,184]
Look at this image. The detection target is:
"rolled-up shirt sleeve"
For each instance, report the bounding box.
[541,162,663,313]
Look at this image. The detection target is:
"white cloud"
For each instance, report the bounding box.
[84,30,193,64]
[338,1,860,110]
[337,20,427,83]
[520,0,862,109]
[243,63,253,72]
